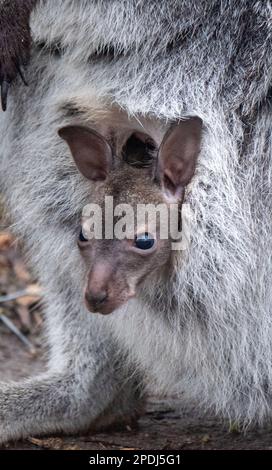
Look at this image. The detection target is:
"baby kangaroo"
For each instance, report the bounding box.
[59,117,202,315]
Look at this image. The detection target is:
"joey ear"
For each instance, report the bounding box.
[158,117,202,200]
[58,126,113,181]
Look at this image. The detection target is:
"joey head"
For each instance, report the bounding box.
[58,118,202,314]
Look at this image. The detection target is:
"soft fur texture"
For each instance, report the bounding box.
[0,0,272,441]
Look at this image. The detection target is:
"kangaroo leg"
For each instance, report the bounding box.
[0,282,143,444]
[0,0,37,111]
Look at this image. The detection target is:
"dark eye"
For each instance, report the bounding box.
[134,232,155,250]
[79,228,88,242]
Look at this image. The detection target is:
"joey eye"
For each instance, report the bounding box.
[134,232,155,250]
[79,228,88,242]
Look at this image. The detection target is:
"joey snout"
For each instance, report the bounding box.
[85,261,136,314]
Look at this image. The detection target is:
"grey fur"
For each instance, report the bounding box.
[0,0,272,441]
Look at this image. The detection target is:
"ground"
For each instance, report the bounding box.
[1,230,272,450]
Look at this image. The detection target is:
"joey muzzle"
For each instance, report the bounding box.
[84,262,135,314]
[85,290,108,312]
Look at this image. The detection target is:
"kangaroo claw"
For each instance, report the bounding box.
[15,63,28,86]
[1,79,10,112]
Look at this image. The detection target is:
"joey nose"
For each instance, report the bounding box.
[85,290,108,310]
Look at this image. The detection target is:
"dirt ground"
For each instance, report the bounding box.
[1,231,272,450]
